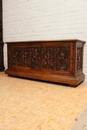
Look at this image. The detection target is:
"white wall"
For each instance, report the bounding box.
[3,0,87,81]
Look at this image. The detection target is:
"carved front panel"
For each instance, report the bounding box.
[42,47,54,70]
[55,47,70,71]
[31,47,42,69]
[10,48,31,67]
[9,46,70,72]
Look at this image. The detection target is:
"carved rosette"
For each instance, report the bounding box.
[10,46,70,72]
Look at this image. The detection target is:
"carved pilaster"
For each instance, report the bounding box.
[77,47,82,71]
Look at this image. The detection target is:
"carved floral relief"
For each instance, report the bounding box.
[10,46,70,72]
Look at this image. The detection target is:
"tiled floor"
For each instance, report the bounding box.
[0,72,87,130]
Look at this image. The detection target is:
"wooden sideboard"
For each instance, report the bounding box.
[5,39,86,86]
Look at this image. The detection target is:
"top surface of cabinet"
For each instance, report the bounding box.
[6,39,86,44]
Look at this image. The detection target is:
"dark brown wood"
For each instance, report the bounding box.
[5,39,86,86]
[0,0,4,71]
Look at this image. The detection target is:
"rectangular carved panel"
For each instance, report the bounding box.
[9,46,70,72]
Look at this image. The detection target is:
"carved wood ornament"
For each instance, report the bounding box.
[10,46,70,72]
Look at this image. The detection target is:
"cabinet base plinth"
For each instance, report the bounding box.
[5,69,85,86]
